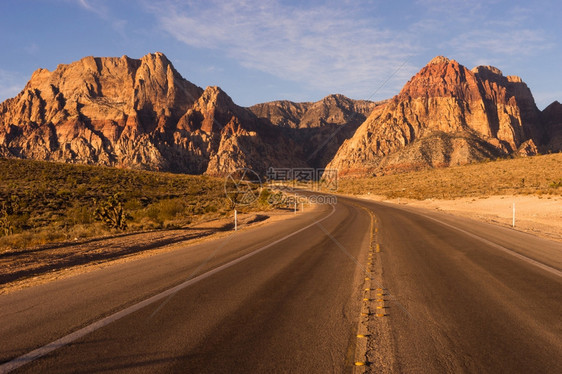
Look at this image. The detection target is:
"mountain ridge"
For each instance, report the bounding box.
[0,53,308,175]
[0,53,560,177]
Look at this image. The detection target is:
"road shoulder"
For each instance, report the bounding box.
[0,206,318,295]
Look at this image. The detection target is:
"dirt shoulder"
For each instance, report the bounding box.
[355,194,562,243]
[0,207,313,295]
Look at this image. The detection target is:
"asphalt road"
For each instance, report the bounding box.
[349,196,562,373]
[0,194,560,373]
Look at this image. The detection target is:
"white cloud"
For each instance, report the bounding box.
[445,28,551,62]
[147,0,419,101]
[76,0,106,17]
[74,0,128,38]
[411,0,559,109]
[415,1,553,64]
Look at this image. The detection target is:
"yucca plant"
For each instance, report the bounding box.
[93,194,130,230]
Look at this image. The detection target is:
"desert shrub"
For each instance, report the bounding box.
[0,195,23,236]
[67,205,93,225]
[335,153,562,199]
[124,198,143,211]
[93,194,130,230]
[146,205,162,225]
[142,199,184,227]
[158,199,186,220]
[67,223,102,240]
[258,188,273,207]
[0,158,267,249]
[204,203,218,213]
[0,231,32,250]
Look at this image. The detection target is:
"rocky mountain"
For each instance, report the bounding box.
[541,101,562,152]
[327,56,558,176]
[250,94,381,167]
[250,94,377,129]
[0,53,560,178]
[0,53,305,175]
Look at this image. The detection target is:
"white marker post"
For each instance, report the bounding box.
[512,203,515,228]
[301,202,304,212]
[234,209,238,231]
[294,198,297,214]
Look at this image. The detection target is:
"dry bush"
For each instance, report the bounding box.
[0,158,241,250]
[336,153,562,199]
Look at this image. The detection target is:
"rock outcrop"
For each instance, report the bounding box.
[541,101,562,152]
[250,94,381,167]
[327,56,550,176]
[0,53,304,175]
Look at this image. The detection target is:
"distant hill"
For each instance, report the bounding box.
[250,94,383,167]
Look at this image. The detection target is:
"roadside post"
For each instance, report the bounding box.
[512,203,515,227]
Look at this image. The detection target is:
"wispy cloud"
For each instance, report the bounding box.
[414,0,553,66]
[76,0,106,17]
[74,0,128,39]
[445,29,551,61]
[146,0,419,101]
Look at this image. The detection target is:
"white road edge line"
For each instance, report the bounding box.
[349,196,562,278]
[418,213,562,278]
[0,204,337,374]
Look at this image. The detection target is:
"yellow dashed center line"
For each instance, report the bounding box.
[353,203,389,370]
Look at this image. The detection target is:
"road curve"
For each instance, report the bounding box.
[0,194,561,373]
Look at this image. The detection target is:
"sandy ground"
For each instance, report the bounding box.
[0,206,314,294]
[357,194,562,243]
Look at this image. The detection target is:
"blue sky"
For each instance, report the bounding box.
[0,0,560,109]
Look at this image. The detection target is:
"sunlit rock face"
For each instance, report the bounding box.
[0,53,305,175]
[327,56,550,176]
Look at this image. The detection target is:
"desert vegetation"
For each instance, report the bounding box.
[0,158,269,251]
[336,153,562,199]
